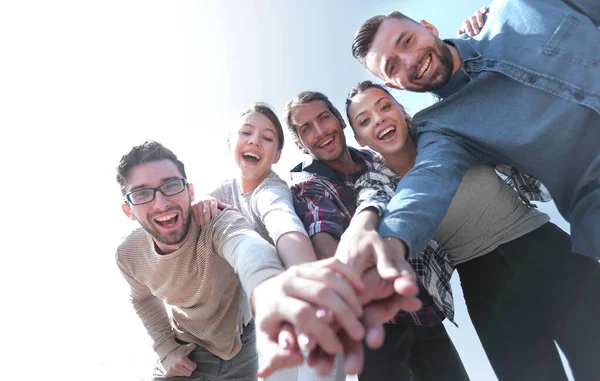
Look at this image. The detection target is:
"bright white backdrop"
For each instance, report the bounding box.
[0,1,570,380]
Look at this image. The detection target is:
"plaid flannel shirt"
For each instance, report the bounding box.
[290,148,444,326]
[290,148,376,240]
[356,162,552,326]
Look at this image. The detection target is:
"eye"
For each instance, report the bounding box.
[263,136,273,142]
[404,36,412,46]
[320,115,329,121]
[132,189,150,200]
[389,64,396,76]
[381,104,391,111]
[164,181,179,190]
[359,118,370,127]
[300,125,310,135]
[239,131,250,136]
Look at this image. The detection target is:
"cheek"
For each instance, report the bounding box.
[232,138,245,156]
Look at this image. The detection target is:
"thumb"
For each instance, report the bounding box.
[216,200,231,210]
[184,343,196,355]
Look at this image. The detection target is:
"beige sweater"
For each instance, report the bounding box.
[116,208,284,361]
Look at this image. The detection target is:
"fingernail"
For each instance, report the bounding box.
[298,334,312,351]
[279,337,291,349]
[316,308,329,320]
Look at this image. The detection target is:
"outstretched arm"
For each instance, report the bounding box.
[254,185,317,267]
[379,131,478,258]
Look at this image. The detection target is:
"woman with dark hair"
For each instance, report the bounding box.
[340,81,600,381]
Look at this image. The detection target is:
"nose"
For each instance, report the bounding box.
[247,133,260,146]
[313,122,327,139]
[153,190,172,211]
[372,112,385,127]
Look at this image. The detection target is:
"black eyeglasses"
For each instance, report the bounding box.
[124,178,188,205]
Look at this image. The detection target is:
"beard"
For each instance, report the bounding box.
[406,39,455,93]
[139,207,192,248]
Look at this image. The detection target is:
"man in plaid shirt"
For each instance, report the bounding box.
[284,90,469,381]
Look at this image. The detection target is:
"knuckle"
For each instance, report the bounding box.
[314,286,333,300]
[296,305,314,322]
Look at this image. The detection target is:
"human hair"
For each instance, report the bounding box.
[283,91,345,140]
[352,11,414,66]
[116,140,187,195]
[345,80,412,133]
[240,102,285,151]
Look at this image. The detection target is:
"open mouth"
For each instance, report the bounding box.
[415,53,432,80]
[318,136,335,149]
[242,152,261,163]
[154,212,179,228]
[377,126,396,141]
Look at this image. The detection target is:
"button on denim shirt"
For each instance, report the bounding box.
[378,0,600,258]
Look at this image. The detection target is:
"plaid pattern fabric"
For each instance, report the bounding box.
[392,240,455,325]
[356,163,455,325]
[495,164,551,204]
[290,148,376,240]
[291,149,445,326]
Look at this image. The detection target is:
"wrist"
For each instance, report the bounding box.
[383,236,408,259]
[354,207,380,230]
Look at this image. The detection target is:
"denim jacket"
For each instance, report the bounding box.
[379,0,600,258]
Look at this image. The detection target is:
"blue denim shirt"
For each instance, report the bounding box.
[379,0,600,258]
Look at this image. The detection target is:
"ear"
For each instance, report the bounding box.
[385,82,403,90]
[339,118,347,130]
[273,150,282,164]
[122,203,136,221]
[188,183,195,203]
[294,140,308,153]
[355,135,367,147]
[227,136,232,153]
[420,20,439,37]
[398,103,409,119]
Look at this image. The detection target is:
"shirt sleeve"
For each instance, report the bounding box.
[291,180,346,240]
[355,164,399,217]
[378,129,478,258]
[253,184,309,245]
[204,208,285,297]
[115,253,179,361]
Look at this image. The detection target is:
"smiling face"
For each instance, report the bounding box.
[347,87,411,156]
[364,18,455,92]
[121,159,195,254]
[290,100,348,164]
[229,111,281,191]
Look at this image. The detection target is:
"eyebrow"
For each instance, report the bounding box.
[354,96,389,122]
[128,176,181,192]
[374,96,389,106]
[299,110,329,129]
[383,31,409,76]
[241,123,276,135]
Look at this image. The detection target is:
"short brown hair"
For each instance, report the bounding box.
[352,11,413,66]
[345,80,412,134]
[283,91,345,140]
[116,140,186,195]
[240,103,285,151]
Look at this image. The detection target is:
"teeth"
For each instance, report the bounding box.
[318,137,334,148]
[416,55,431,79]
[378,127,396,139]
[243,152,260,160]
[155,213,177,222]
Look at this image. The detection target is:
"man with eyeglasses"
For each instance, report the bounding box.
[116,140,384,381]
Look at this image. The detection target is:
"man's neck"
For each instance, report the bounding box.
[324,148,362,175]
[448,43,463,75]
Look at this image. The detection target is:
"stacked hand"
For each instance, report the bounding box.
[253,210,421,377]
